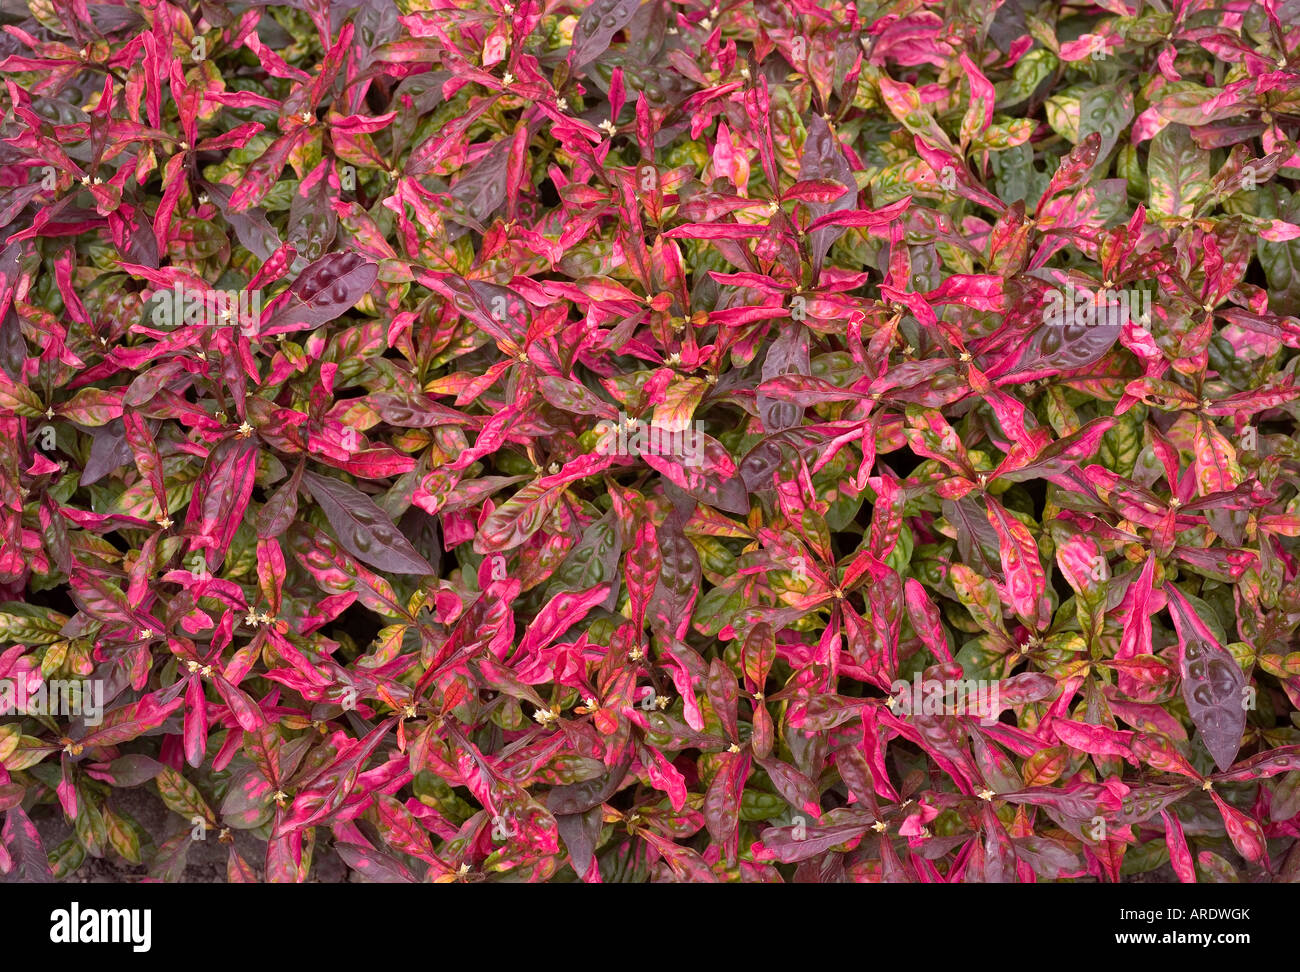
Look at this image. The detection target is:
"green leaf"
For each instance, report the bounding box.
[155,766,217,827]
[1258,186,1300,315]
[0,603,68,644]
[991,143,1051,207]
[971,117,1035,152]
[103,806,144,864]
[884,523,915,576]
[73,799,108,857]
[1078,85,1134,174]
[1148,123,1210,217]
[950,564,1008,638]
[1098,408,1142,478]
[49,837,86,879]
[955,635,1010,682]
[1044,91,1082,143]
[546,512,621,598]
[996,49,1057,109]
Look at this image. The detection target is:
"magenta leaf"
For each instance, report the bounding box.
[261,252,378,333]
[1165,584,1247,772]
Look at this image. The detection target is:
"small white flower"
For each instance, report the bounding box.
[186,660,200,673]
[871,820,887,833]
[664,351,681,367]
[727,743,741,754]
[655,695,669,710]
[158,515,174,529]
[236,420,254,437]
[244,611,259,627]
[555,97,568,112]
[599,119,618,137]
[584,696,597,709]
[139,628,153,640]
[502,71,515,86]
[300,110,313,123]
[978,788,995,801]
[533,707,559,726]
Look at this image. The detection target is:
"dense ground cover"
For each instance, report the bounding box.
[2,0,1300,883]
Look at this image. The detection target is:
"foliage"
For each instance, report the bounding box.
[2,0,1300,883]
